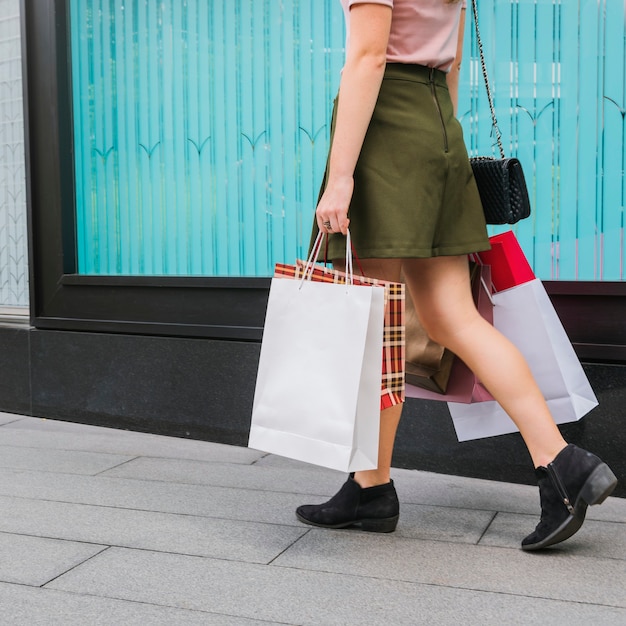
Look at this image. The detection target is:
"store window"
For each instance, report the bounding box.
[69,0,625,281]
[458,0,626,281]
[70,0,344,277]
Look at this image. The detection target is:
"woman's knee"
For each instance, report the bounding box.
[417,312,451,346]
[417,304,480,348]
[402,256,477,345]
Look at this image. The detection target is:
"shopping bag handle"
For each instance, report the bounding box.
[469,253,495,305]
[302,229,355,288]
[305,230,365,278]
[321,235,366,277]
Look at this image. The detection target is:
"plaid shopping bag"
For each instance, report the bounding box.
[274,261,405,411]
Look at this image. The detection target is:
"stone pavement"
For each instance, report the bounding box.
[0,411,624,625]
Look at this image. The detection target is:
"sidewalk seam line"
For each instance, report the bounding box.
[476,510,499,545]
[39,545,112,588]
[266,528,312,566]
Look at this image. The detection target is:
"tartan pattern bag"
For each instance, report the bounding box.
[274,261,405,410]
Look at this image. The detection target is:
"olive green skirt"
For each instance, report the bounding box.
[311,63,490,260]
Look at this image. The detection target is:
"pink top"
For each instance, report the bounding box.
[341,0,466,72]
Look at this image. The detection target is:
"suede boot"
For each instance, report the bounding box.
[522,444,617,551]
[296,476,399,533]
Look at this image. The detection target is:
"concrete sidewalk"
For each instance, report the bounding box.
[0,411,624,625]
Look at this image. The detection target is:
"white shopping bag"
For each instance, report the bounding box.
[249,234,385,472]
[448,279,598,441]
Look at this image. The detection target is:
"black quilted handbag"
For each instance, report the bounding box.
[470,156,531,225]
[469,0,531,226]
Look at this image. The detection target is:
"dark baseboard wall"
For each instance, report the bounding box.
[1,324,624,496]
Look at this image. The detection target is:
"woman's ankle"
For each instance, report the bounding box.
[353,470,391,489]
[532,442,569,469]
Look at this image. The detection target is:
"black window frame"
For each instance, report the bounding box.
[23,0,270,341]
[21,0,626,359]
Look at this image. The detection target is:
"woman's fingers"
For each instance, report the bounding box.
[318,215,350,235]
[315,176,354,235]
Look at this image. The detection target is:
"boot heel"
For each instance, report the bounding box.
[360,515,399,533]
[580,463,618,506]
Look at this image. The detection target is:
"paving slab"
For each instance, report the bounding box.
[101,455,348,497]
[0,444,135,475]
[46,546,626,625]
[0,532,106,586]
[0,413,623,625]
[273,529,626,608]
[0,468,500,539]
[9,414,624,512]
[0,467,308,526]
[480,511,626,559]
[395,503,495,543]
[0,417,265,463]
[0,582,273,626]
[393,468,541,513]
[0,495,306,564]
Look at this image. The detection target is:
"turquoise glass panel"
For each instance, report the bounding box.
[71,0,344,276]
[459,0,626,281]
[71,0,626,280]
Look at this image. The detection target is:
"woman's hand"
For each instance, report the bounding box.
[316,175,353,235]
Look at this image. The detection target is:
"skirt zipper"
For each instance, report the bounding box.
[429,68,449,153]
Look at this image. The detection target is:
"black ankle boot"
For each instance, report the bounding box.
[522,444,617,551]
[296,476,399,533]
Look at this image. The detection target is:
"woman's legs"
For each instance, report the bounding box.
[356,404,403,487]
[296,254,616,544]
[402,254,567,468]
[333,253,568,478]
[403,255,617,550]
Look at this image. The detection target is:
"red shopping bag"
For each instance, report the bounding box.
[476,230,535,290]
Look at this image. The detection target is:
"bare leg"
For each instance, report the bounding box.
[403,255,567,468]
[356,404,403,487]
[400,255,616,551]
[334,258,404,487]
